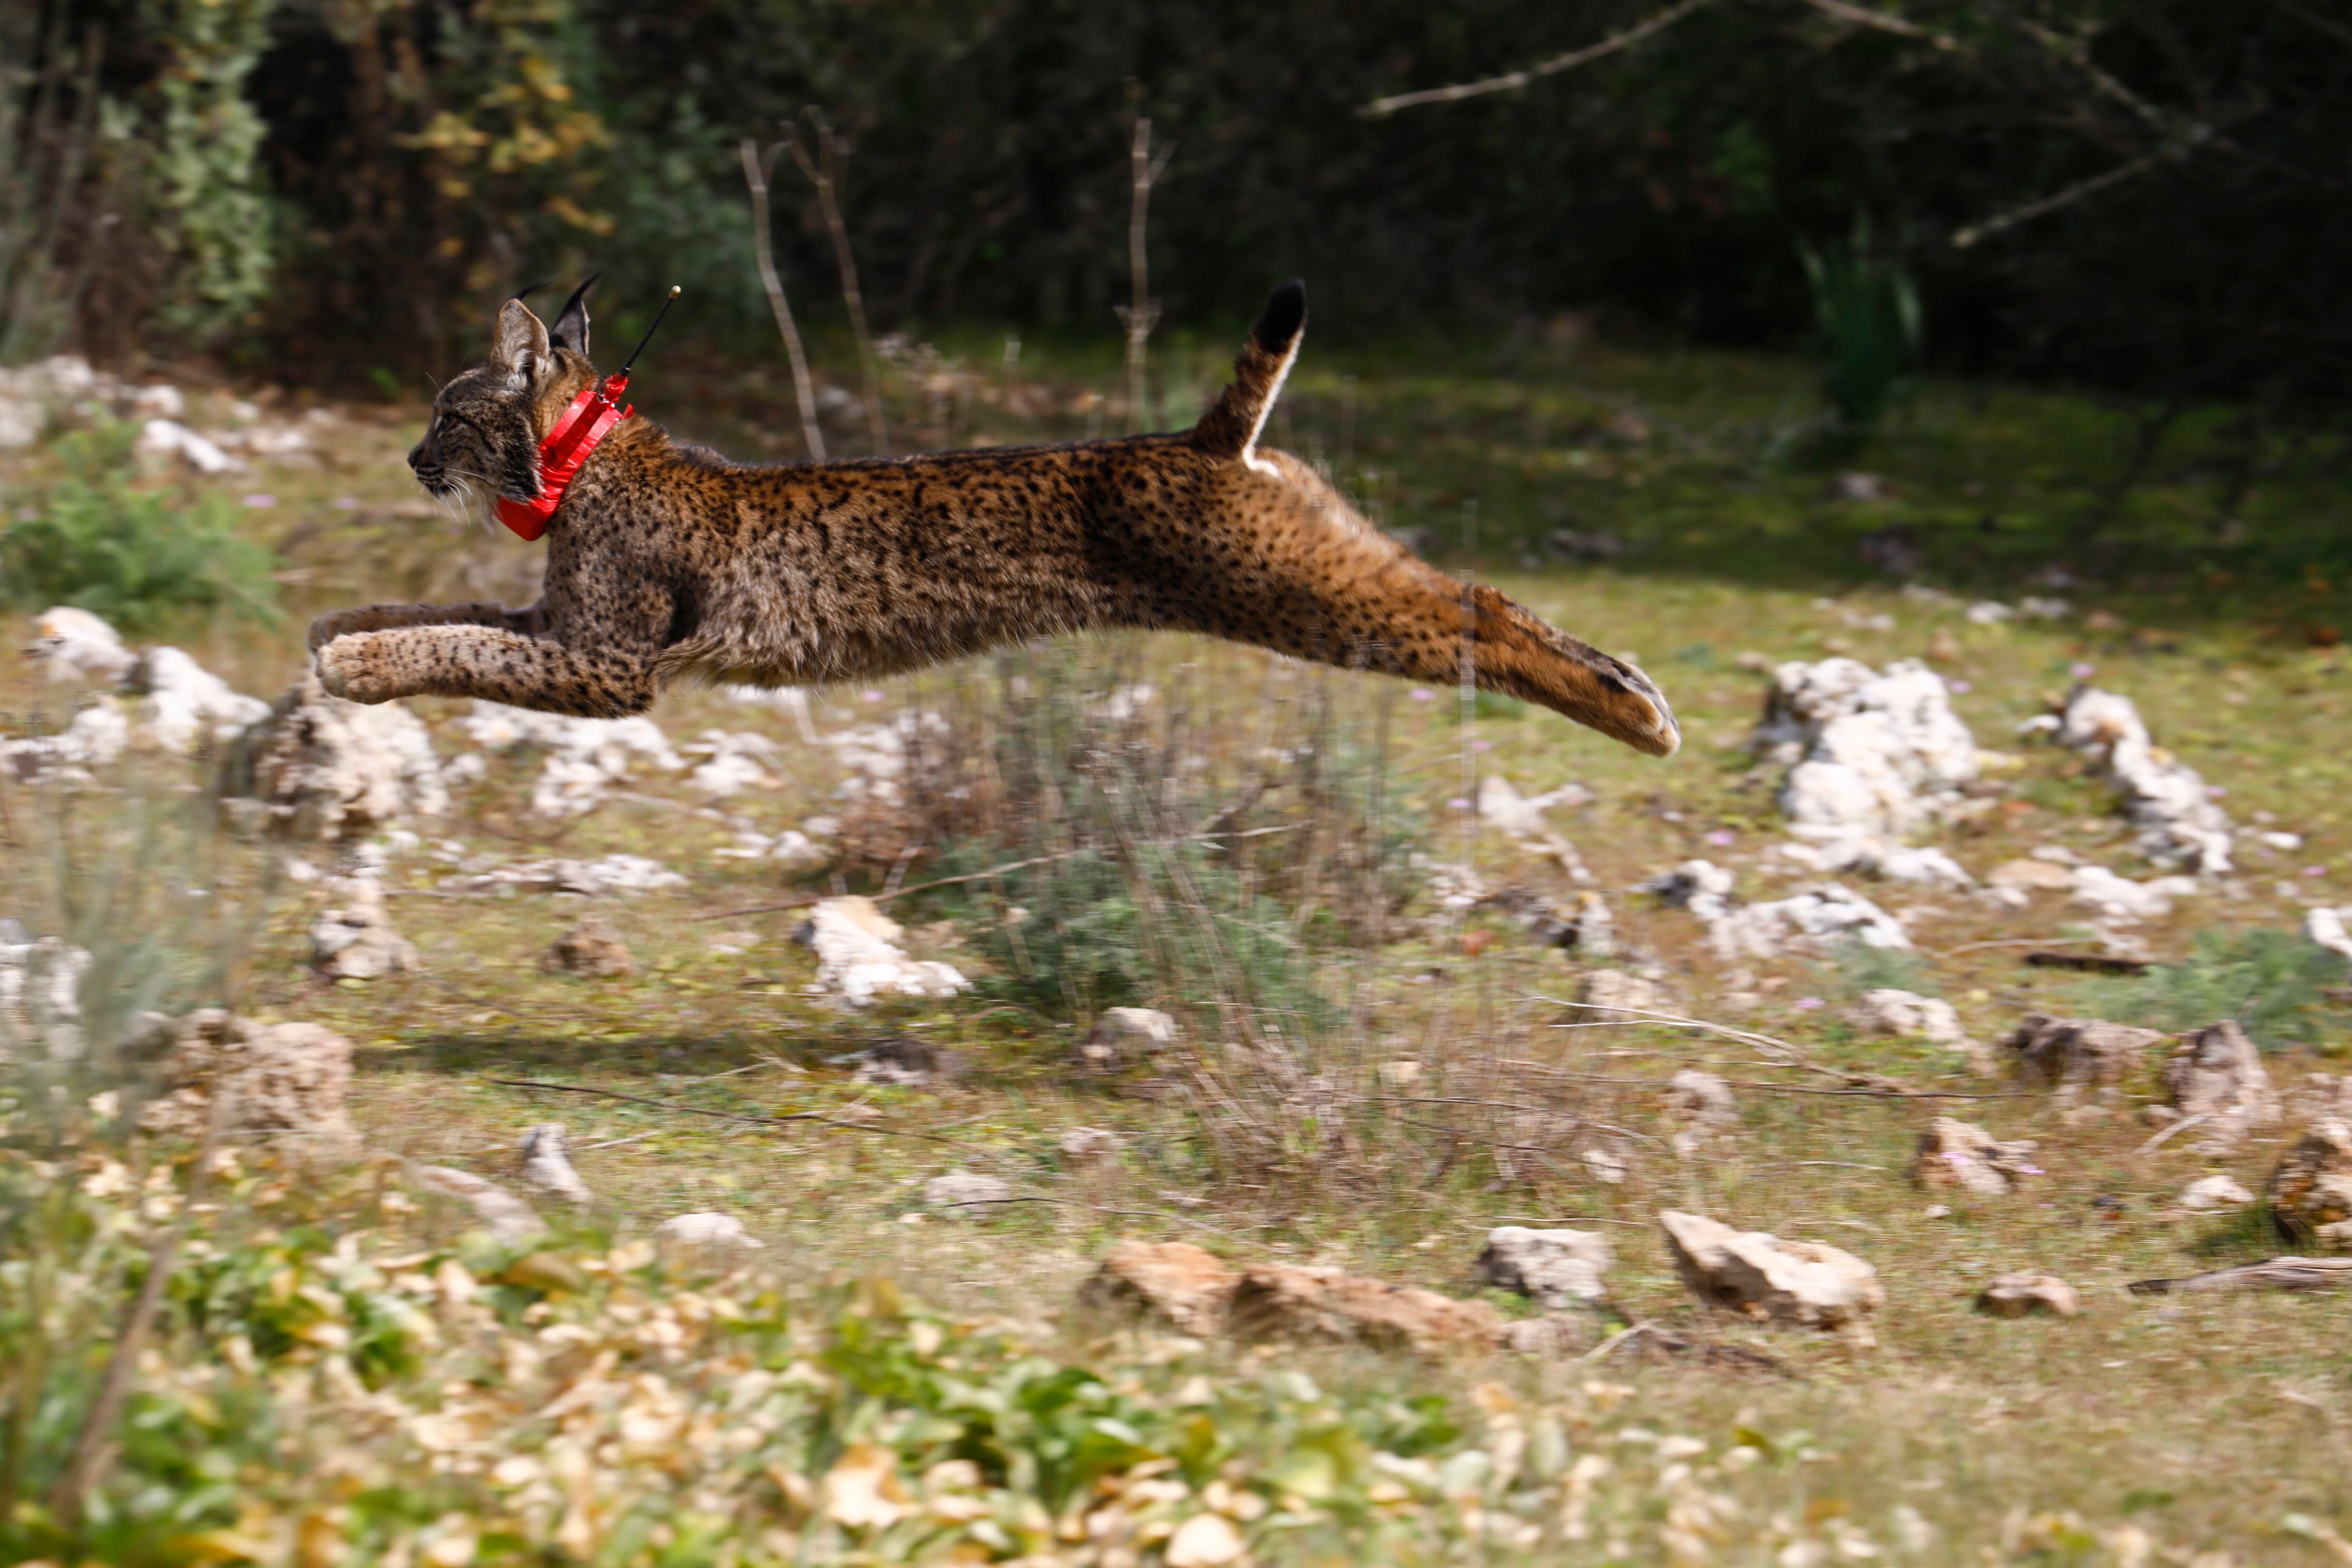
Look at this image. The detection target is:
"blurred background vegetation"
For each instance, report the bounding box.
[6,0,2350,425]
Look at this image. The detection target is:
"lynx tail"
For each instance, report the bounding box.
[1193,280,1306,472]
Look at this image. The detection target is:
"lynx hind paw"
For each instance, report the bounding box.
[1602,655,1680,757]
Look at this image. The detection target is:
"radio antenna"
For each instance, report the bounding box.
[620,286,682,378]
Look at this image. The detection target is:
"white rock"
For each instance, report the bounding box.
[1856,989,1974,1052]
[517,1123,592,1204]
[1660,1209,1884,1331]
[459,701,683,817]
[2,700,130,782]
[1079,1006,1177,1068]
[2051,686,2232,873]
[134,418,242,474]
[2306,907,2352,962]
[1966,601,2013,624]
[822,711,952,808]
[0,933,91,1057]
[1665,1071,1739,1155]
[797,896,969,1005]
[2071,865,2199,920]
[1478,1226,1614,1308]
[925,1169,1015,1213]
[25,606,137,687]
[439,854,685,897]
[1760,659,1978,840]
[228,673,446,839]
[1476,773,1592,840]
[1781,835,1974,888]
[1640,859,1734,921]
[2179,1174,2256,1211]
[714,827,830,869]
[133,646,270,754]
[683,729,781,796]
[309,877,419,981]
[1704,883,1910,959]
[131,383,185,419]
[654,1211,763,1248]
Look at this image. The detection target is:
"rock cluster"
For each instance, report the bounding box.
[797,897,969,1005]
[2024,685,2233,873]
[310,877,419,981]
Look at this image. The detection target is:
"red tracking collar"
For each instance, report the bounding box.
[494,373,633,541]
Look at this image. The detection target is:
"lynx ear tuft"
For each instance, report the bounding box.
[492,298,552,380]
[548,274,597,359]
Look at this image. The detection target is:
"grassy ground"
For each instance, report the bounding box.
[7,332,2352,1564]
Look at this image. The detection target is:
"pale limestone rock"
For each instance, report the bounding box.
[1660,1209,1884,1332]
[134,1011,356,1157]
[2001,1014,2166,1098]
[1079,1005,1177,1069]
[2179,1174,2255,1211]
[1478,1226,1614,1308]
[1913,1117,2040,1197]
[2268,1118,2352,1248]
[310,877,418,981]
[1665,1070,1739,1155]
[2156,1020,2279,1151]
[797,896,968,1005]
[1079,1239,1239,1335]
[228,672,446,839]
[654,1212,763,1248]
[547,916,633,978]
[2047,685,2232,874]
[1977,1273,2079,1319]
[517,1124,592,1205]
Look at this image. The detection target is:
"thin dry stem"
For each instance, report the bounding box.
[739,137,826,460]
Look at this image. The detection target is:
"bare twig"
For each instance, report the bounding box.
[51,1094,230,1524]
[1952,147,2173,249]
[740,138,826,459]
[2129,1258,2352,1295]
[1358,0,1713,116]
[1113,112,1175,430]
[2135,1112,2208,1154]
[1790,0,1962,52]
[786,110,887,454]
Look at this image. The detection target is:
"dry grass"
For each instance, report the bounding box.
[6,340,2352,1562]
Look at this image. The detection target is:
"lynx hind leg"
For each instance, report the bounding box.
[1463,583,1679,756]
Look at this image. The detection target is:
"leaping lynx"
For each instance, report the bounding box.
[310,281,1679,757]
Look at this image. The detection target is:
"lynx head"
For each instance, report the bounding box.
[408,279,596,509]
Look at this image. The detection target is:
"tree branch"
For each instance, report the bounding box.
[1358,0,1714,117]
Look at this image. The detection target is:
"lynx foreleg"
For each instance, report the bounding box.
[315,625,655,716]
[306,600,544,653]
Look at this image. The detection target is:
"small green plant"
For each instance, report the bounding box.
[2068,927,2346,1049]
[0,425,278,630]
[1799,215,1921,437]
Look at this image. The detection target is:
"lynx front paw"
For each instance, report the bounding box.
[315,633,399,705]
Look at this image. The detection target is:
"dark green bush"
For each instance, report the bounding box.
[0,426,278,631]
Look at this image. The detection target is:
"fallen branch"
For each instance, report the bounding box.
[489,1077,1008,1163]
[2128,1258,2352,1296]
[1358,0,1713,116]
[1531,995,1937,1098]
[2025,950,2152,975]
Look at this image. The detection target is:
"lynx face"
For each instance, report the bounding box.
[407,366,544,509]
[408,281,596,510]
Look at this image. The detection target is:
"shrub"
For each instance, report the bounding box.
[0,425,278,631]
[1799,215,1921,436]
[2068,926,2345,1050]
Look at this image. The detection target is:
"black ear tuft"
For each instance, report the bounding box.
[513,280,551,304]
[549,274,598,359]
[1251,280,1307,356]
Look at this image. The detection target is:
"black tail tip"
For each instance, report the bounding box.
[1252,280,1307,355]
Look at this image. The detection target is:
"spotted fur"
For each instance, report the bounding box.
[313,282,1679,757]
